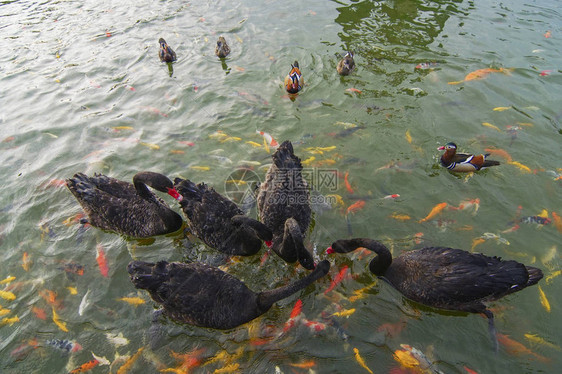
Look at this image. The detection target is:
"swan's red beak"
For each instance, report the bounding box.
[265,240,273,248]
[326,246,335,254]
[167,188,182,201]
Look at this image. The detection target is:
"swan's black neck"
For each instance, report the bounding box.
[330,238,392,276]
[133,172,173,199]
[257,260,330,310]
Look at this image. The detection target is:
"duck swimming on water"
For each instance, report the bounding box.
[257,141,315,269]
[215,36,230,58]
[171,178,272,255]
[158,38,177,63]
[284,61,304,94]
[438,142,500,172]
[127,259,330,329]
[66,172,183,238]
[327,238,543,349]
[337,51,355,76]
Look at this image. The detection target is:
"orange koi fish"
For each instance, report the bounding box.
[31,306,47,320]
[418,202,447,223]
[162,348,205,374]
[484,148,512,162]
[39,289,62,309]
[69,359,99,373]
[344,171,354,194]
[551,212,562,233]
[289,360,316,369]
[324,265,349,294]
[389,212,411,221]
[117,346,144,374]
[464,366,479,374]
[118,296,146,306]
[346,200,366,215]
[497,333,550,363]
[22,252,31,271]
[354,347,374,374]
[96,244,109,277]
[471,237,485,251]
[256,130,279,147]
[346,88,362,94]
[283,299,303,332]
[448,68,513,84]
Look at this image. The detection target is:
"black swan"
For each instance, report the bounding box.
[127,259,330,329]
[171,178,272,255]
[327,238,543,349]
[257,141,314,269]
[66,172,183,238]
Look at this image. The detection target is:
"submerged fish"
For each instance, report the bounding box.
[419,202,447,223]
[448,67,513,84]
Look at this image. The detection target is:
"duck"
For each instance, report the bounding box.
[337,51,355,76]
[171,178,272,255]
[127,259,330,329]
[284,61,304,94]
[215,36,231,58]
[158,38,177,62]
[327,238,543,350]
[257,141,314,269]
[66,172,183,238]
[438,142,500,172]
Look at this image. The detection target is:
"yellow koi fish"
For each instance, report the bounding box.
[245,141,262,148]
[537,209,549,218]
[67,287,78,295]
[22,252,32,271]
[349,282,377,302]
[189,166,211,171]
[220,136,242,143]
[117,297,146,306]
[113,126,134,131]
[0,315,19,326]
[538,285,551,312]
[332,308,356,318]
[471,237,486,251]
[493,106,511,111]
[418,202,447,223]
[389,212,411,221]
[353,347,374,374]
[0,276,16,285]
[508,161,531,173]
[517,122,534,127]
[405,130,413,144]
[305,146,337,153]
[139,142,160,150]
[482,122,502,132]
[117,346,144,374]
[545,270,561,285]
[0,290,16,301]
[524,333,562,351]
[334,121,357,128]
[301,156,316,166]
[214,363,240,373]
[209,131,228,140]
[0,307,11,316]
[52,307,68,332]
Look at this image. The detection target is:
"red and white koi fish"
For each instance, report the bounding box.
[283,299,303,332]
[449,198,480,215]
[256,130,279,147]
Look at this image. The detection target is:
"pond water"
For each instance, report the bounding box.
[1,0,561,373]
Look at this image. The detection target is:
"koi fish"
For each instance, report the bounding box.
[344,171,354,194]
[480,232,510,245]
[405,130,412,144]
[22,252,31,271]
[0,290,16,301]
[325,265,349,294]
[334,121,357,128]
[345,88,362,93]
[139,142,160,150]
[496,333,550,362]
[214,363,241,373]
[1,315,20,326]
[304,146,337,154]
[508,161,532,173]
[283,299,303,332]
[415,62,439,70]
[484,148,512,162]
[482,122,502,132]
[96,244,109,277]
[67,287,78,295]
[349,282,377,302]
[79,289,91,316]
[31,306,46,320]
[52,307,68,332]
[541,245,557,270]
[303,318,328,332]
[162,348,205,374]
[301,156,315,166]
[289,361,316,369]
[69,359,99,373]
[448,67,513,84]
[346,200,366,215]
[464,366,479,374]
[0,275,15,285]
[551,212,562,233]
[220,136,242,143]
[116,346,144,374]
[39,289,60,308]
[524,333,561,351]
[544,30,552,38]
[545,270,561,285]
[141,106,168,117]
[518,215,551,225]
[178,141,195,146]
[117,296,146,306]
[245,141,262,148]
[106,332,129,347]
[46,338,82,353]
[418,202,447,223]
[450,198,480,215]
[538,285,551,312]
[332,308,356,318]
[493,106,511,111]
[0,306,10,316]
[10,338,39,359]
[389,212,411,221]
[189,166,211,171]
[170,150,185,154]
[256,130,279,147]
[471,237,485,251]
[353,347,374,374]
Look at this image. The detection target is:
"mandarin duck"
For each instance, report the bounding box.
[128,259,329,329]
[66,172,183,238]
[337,51,355,76]
[327,238,543,350]
[438,142,500,172]
[158,38,177,62]
[215,36,231,58]
[284,61,304,94]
